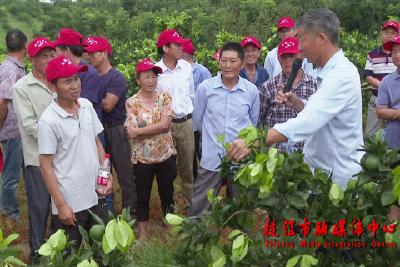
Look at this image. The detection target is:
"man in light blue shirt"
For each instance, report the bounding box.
[228,8,364,189]
[190,42,259,216]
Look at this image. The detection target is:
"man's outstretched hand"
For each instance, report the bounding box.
[227,139,250,161]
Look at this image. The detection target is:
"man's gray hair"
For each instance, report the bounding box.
[297,8,340,45]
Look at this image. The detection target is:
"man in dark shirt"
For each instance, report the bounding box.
[85,37,137,217]
[364,20,399,137]
[53,29,105,121]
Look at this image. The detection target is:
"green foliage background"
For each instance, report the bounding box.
[0,0,399,95]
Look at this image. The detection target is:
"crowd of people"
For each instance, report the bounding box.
[0,7,399,263]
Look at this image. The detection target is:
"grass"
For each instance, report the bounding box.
[0,170,188,266]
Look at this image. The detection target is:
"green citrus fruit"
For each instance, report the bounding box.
[364,155,379,171]
[89,224,105,241]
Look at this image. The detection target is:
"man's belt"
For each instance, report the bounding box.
[172,113,192,123]
[102,120,125,129]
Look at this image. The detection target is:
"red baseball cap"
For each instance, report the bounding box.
[277,16,295,30]
[53,28,83,46]
[135,58,162,76]
[278,37,300,57]
[46,55,88,82]
[83,37,112,55]
[213,48,221,62]
[382,20,400,33]
[28,37,55,58]
[240,36,262,49]
[182,38,195,54]
[383,35,400,51]
[157,29,184,48]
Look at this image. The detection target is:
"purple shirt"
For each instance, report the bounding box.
[0,56,25,141]
[100,67,127,123]
[79,62,105,120]
[376,70,400,149]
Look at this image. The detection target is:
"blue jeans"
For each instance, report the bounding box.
[0,138,23,219]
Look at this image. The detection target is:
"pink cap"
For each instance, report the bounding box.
[213,48,221,62]
[382,20,400,33]
[135,58,163,76]
[182,38,195,54]
[157,29,184,48]
[383,35,400,51]
[53,28,83,46]
[277,37,300,57]
[83,37,112,55]
[46,55,88,82]
[277,16,295,30]
[240,35,262,49]
[27,37,55,58]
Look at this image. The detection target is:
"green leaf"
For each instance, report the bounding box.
[300,255,318,267]
[286,255,301,267]
[381,190,397,206]
[231,234,249,263]
[210,245,224,261]
[268,148,277,159]
[266,157,278,173]
[207,189,215,203]
[165,213,184,226]
[288,193,307,209]
[37,243,53,257]
[2,233,19,247]
[102,233,112,254]
[105,219,118,250]
[47,229,67,251]
[228,230,243,240]
[115,219,130,247]
[3,256,27,266]
[250,163,261,177]
[77,258,99,267]
[210,255,226,267]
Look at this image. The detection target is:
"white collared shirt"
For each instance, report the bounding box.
[156,58,195,118]
[274,50,364,188]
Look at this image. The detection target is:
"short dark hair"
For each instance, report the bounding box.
[157,43,171,57]
[219,42,245,61]
[57,44,83,57]
[5,29,27,52]
[297,8,340,45]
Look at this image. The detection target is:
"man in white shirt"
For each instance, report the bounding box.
[264,16,314,78]
[155,29,195,212]
[229,8,364,189]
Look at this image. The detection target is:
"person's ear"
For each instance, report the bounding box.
[48,81,57,92]
[162,45,169,54]
[317,32,328,45]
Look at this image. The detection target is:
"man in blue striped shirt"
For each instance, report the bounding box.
[191,42,259,216]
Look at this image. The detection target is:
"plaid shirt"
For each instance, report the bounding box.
[259,71,317,152]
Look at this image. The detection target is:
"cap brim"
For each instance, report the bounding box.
[137,65,163,76]
[29,44,55,58]
[278,24,294,30]
[242,41,261,49]
[382,25,399,33]
[278,49,300,57]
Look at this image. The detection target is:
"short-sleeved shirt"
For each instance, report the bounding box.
[12,72,55,167]
[100,68,127,123]
[192,62,212,91]
[364,46,397,96]
[259,71,317,152]
[376,70,400,149]
[38,98,103,215]
[239,64,269,89]
[79,61,105,120]
[156,59,195,118]
[0,56,25,141]
[124,90,176,164]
